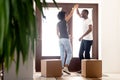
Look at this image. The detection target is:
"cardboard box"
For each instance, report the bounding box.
[81,59,102,78]
[41,59,62,77]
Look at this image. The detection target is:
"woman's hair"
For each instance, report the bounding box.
[57,11,66,20]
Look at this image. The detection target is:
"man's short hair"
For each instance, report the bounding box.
[83,9,89,15]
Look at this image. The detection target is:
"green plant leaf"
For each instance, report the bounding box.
[0,0,58,74]
[52,0,58,8]
[35,0,45,17]
[0,0,9,56]
[16,51,20,74]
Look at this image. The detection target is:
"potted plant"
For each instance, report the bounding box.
[0,0,57,76]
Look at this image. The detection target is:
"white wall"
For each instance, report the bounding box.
[101,0,120,73]
[4,53,35,80]
[4,43,36,80]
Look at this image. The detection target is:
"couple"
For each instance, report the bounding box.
[57,4,93,74]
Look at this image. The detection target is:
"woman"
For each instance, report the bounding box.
[57,5,78,74]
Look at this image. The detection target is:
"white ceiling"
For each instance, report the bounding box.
[45,0,99,4]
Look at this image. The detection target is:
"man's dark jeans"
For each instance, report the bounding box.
[79,39,93,61]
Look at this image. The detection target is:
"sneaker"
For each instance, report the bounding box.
[63,67,71,75]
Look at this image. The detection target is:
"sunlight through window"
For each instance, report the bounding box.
[42,8,93,57]
[42,8,62,56]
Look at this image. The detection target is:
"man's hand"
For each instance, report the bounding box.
[75,4,81,18]
[74,4,79,9]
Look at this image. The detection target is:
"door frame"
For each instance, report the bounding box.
[35,3,98,72]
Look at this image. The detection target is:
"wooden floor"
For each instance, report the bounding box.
[1,72,120,80]
[34,72,120,80]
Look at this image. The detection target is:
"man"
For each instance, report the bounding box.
[76,7,93,68]
[57,5,78,74]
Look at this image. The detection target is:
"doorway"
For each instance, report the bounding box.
[36,3,98,72]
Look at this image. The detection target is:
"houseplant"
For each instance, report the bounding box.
[0,0,57,73]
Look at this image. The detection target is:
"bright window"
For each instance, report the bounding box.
[42,8,93,57]
[42,8,62,56]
